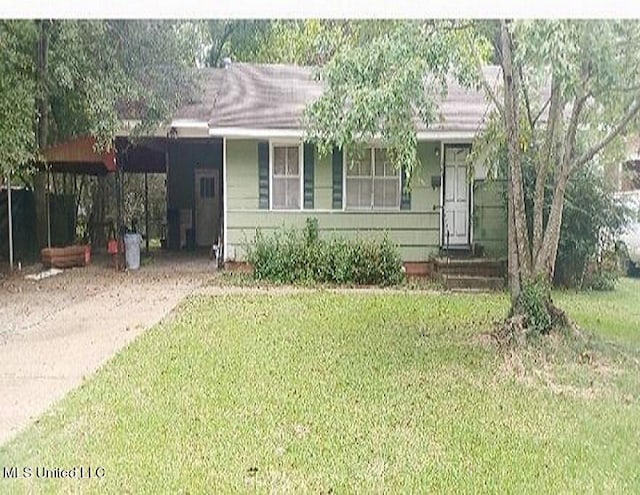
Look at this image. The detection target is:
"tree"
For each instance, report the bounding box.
[305,21,487,182]
[0,21,37,177]
[492,20,640,330]
[305,19,640,334]
[203,20,397,67]
[6,19,200,247]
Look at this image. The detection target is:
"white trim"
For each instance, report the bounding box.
[171,119,210,129]
[342,146,401,211]
[439,141,444,247]
[223,137,228,262]
[269,139,304,211]
[417,130,477,141]
[117,120,211,138]
[268,141,273,210]
[441,142,474,247]
[209,127,477,141]
[226,209,432,214]
[342,150,347,210]
[211,128,304,139]
[470,170,475,247]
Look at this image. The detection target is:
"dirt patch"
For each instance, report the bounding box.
[0,254,216,445]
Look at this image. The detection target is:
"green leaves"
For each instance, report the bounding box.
[304,21,488,187]
[0,21,37,175]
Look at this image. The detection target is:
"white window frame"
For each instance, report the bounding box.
[269,140,304,211]
[343,147,401,211]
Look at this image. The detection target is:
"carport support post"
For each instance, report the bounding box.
[6,174,14,271]
[144,172,149,254]
[46,164,51,248]
[116,166,122,239]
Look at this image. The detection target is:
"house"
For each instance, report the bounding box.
[612,136,640,274]
[43,62,508,273]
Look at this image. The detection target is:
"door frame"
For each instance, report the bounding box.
[440,142,473,248]
[193,167,220,248]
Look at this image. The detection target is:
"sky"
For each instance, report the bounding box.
[2,0,639,19]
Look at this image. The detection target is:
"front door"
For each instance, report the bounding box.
[443,145,470,246]
[194,168,220,247]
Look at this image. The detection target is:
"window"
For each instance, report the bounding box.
[346,148,399,209]
[272,144,301,209]
[199,177,215,198]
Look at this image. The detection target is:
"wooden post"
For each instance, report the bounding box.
[46,165,51,248]
[6,174,14,271]
[144,172,149,254]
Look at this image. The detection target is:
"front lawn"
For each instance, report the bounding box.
[1,280,639,493]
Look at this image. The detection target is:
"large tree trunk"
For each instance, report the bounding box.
[507,167,521,303]
[534,168,570,279]
[532,78,562,261]
[500,21,532,285]
[34,20,50,248]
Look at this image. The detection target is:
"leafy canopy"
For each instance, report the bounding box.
[0,21,37,176]
[304,21,491,184]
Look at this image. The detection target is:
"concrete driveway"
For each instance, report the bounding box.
[0,255,214,445]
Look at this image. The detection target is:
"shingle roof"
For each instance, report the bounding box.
[173,67,227,121]
[174,62,501,134]
[208,63,324,129]
[432,66,502,133]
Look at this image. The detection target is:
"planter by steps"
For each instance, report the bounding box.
[41,245,91,269]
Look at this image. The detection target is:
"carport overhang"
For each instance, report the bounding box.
[42,136,117,176]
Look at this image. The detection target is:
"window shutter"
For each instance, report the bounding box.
[400,167,411,210]
[332,147,343,209]
[303,142,314,209]
[258,141,269,209]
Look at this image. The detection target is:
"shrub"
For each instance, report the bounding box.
[498,151,629,289]
[246,218,404,286]
[514,279,553,336]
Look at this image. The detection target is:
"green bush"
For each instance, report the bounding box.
[498,150,629,289]
[515,279,553,336]
[246,218,404,286]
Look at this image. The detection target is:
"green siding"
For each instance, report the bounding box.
[225,139,506,262]
[473,179,508,257]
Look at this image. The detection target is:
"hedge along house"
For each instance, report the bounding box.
[204,63,507,275]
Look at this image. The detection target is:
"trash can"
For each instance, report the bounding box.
[124,233,142,270]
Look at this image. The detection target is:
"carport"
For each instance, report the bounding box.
[38,132,223,258]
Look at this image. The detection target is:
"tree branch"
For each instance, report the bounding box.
[519,66,535,130]
[532,97,550,128]
[533,75,561,259]
[465,29,504,119]
[209,22,234,68]
[561,91,590,170]
[572,96,640,170]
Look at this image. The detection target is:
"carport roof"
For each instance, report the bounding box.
[43,137,116,175]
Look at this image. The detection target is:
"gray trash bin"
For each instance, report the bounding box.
[124,233,142,270]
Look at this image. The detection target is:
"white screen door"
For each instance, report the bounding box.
[443,146,470,246]
[194,168,220,247]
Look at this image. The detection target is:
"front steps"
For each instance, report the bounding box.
[433,257,506,291]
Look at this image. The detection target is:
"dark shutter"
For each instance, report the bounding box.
[400,167,411,210]
[332,147,343,209]
[303,142,314,209]
[258,141,269,209]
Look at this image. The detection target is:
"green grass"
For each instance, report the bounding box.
[1,280,640,493]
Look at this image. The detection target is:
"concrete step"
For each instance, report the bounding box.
[442,274,505,291]
[434,258,506,278]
